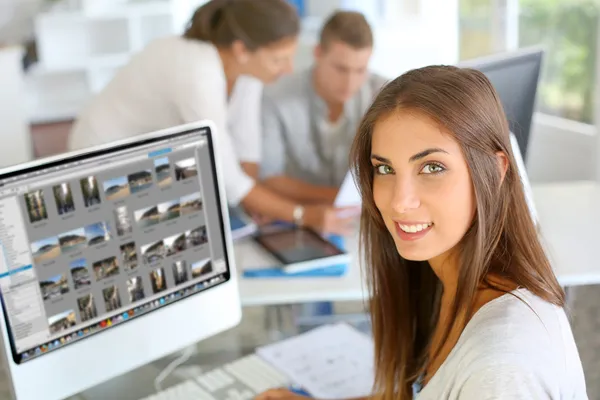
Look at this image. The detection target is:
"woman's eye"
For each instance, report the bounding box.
[420,163,445,174]
[375,165,393,175]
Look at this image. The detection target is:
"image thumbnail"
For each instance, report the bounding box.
[180,192,203,215]
[102,285,122,312]
[128,170,153,194]
[77,294,98,322]
[39,273,69,301]
[80,176,101,207]
[134,205,160,228]
[191,258,213,279]
[140,240,165,264]
[85,221,111,246]
[114,205,132,236]
[92,256,120,281]
[103,176,130,201]
[149,267,167,294]
[70,258,91,289]
[127,276,145,303]
[24,189,48,223]
[154,157,172,187]
[172,260,188,285]
[48,309,76,335]
[164,233,186,256]
[53,182,75,215]
[31,236,61,264]
[158,199,180,222]
[185,225,208,248]
[58,227,87,254]
[120,242,138,272]
[174,158,198,181]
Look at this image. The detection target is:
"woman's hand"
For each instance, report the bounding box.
[255,388,312,399]
[249,212,275,225]
[304,205,361,235]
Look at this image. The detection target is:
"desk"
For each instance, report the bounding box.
[237,181,600,307]
[533,181,600,287]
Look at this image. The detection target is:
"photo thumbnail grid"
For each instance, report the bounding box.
[20,154,212,339]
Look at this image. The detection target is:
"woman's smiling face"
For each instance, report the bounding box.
[370,111,476,264]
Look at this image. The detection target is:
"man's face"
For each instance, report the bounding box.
[314,40,372,104]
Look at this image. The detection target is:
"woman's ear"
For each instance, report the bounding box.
[231,40,250,64]
[495,151,509,184]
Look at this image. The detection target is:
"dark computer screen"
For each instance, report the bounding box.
[462,48,543,162]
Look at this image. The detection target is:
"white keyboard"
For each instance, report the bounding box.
[140,354,290,400]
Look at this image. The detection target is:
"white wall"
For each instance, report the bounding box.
[0,0,44,44]
[527,113,596,183]
[0,46,33,167]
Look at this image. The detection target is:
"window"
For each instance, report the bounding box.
[459,0,504,60]
[460,0,599,124]
[519,0,598,123]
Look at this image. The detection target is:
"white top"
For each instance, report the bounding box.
[68,36,263,206]
[417,289,588,399]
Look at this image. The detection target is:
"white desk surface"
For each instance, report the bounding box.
[236,181,600,307]
[533,181,600,287]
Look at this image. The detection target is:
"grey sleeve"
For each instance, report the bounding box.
[259,95,286,179]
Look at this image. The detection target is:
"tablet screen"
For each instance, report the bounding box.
[256,228,343,265]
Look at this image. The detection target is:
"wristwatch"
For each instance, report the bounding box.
[293,205,305,226]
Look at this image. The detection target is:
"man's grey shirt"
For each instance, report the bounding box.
[260,68,388,187]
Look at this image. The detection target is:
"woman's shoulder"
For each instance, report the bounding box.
[450,289,587,397]
[463,289,569,357]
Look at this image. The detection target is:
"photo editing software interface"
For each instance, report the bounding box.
[0,128,230,363]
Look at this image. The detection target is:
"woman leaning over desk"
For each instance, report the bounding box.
[256,67,588,399]
[68,0,357,235]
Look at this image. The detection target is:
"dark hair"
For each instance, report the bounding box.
[184,0,300,51]
[350,65,565,399]
[319,11,373,50]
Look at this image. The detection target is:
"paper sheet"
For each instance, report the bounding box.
[256,323,375,399]
[335,172,361,207]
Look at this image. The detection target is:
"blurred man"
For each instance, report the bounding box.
[259,11,388,204]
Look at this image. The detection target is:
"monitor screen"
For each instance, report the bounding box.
[473,50,542,160]
[0,127,231,364]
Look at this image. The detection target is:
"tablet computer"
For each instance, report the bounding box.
[254,227,350,273]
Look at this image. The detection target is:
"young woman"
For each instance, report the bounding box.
[68,0,358,234]
[256,67,588,398]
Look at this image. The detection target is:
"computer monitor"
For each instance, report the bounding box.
[459,47,544,161]
[0,121,242,400]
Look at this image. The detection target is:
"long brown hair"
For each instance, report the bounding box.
[183,0,300,51]
[350,65,565,399]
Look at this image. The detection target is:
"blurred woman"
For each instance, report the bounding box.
[69,0,357,234]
